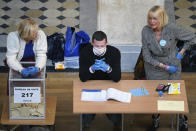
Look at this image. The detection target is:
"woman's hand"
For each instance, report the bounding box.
[176,52,183,60]
[176,48,185,60]
[21,66,39,78]
[165,65,178,74]
[159,63,178,74]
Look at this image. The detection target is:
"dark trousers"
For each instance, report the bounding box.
[82,114,122,125]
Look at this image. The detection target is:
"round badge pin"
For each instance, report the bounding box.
[160,40,166,46]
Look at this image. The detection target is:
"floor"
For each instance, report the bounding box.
[174,0,196,32]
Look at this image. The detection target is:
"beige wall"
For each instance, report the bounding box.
[97,0,164,45]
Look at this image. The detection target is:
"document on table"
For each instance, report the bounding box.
[81,88,131,103]
[81,89,107,101]
[106,88,131,103]
[158,100,184,111]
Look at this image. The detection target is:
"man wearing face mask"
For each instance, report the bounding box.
[79,31,121,82]
[79,31,122,130]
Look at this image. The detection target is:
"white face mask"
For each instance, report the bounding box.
[93,47,106,56]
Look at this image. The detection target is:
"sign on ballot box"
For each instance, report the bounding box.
[14,87,41,103]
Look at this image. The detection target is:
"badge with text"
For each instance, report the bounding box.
[14,87,41,103]
[160,40,167,46]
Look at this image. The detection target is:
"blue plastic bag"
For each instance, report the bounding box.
[64,27,90,57]
[64,27,75,57]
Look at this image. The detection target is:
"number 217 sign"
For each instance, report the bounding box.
[14,87,41,103]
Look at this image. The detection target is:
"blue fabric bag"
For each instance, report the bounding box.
[64,27,90,57]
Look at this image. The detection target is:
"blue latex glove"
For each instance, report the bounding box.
[21,68,29,78]
[99,61,110,72]
[167,65,178,74]
[21,66,39,78]
[91,58,105,71]
[95,58,110,72]
[176,52,183,60]
[91,63,100,71]
[27,66,39,76]
[95,58,105,64]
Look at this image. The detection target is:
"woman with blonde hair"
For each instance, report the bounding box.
[142,5,196,131]
[6,18,47,77]
[5,18,47,131]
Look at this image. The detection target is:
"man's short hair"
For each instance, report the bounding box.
[92,31,107,42]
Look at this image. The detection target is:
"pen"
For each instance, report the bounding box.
[82,89,101,92]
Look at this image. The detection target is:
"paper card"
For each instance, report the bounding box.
[158,100,184,111]
[14,87,41,103]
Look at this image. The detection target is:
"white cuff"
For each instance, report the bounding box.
[107,66,112,73]
[89,66,95,74]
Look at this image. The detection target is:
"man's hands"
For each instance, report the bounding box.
[91,58,110,72]
[91,63,100,71]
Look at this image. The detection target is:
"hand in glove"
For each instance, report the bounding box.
[28,66,39,76]
[91,63,100,71]
[21,66,39,78]
[21,68,29,78]
[95,58,105,64]
[176,52,183,60]
[91,58,105,72]
[99,61,110,72]
[165,65,178,74]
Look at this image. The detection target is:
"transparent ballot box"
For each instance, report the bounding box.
[8,62,46,119]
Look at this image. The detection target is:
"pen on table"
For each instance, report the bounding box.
[82,89,102,92]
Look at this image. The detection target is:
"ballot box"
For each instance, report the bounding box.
[8,62,46,119]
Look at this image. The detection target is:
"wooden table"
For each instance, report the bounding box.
[73,80,189,131]
[1,96,57,131]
